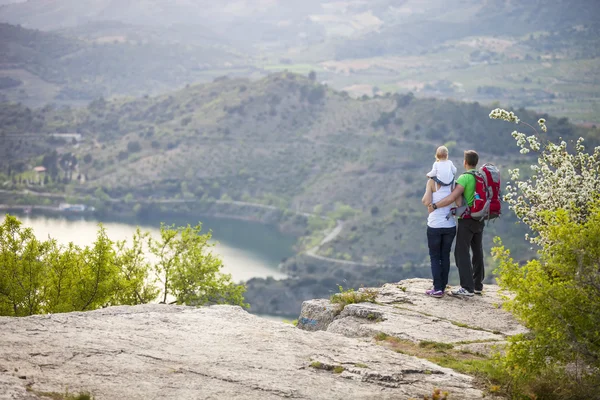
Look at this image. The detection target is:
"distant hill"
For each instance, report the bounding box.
[1,1,599,123]
[0,0,326,48]
[0,23,250,105]
[329,0,600,59]
[2,73,596,266]
[2,0,597,55]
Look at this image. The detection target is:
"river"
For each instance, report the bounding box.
[11,214,295,283]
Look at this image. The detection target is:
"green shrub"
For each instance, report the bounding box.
[330,285,378,307]
[0,215,246,317]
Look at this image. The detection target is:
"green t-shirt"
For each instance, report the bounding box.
[456,169,477,206]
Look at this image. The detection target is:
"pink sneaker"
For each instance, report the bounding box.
[425,289,444,298]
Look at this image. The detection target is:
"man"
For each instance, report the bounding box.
[427,150,484,297]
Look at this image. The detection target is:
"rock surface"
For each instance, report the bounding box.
[0,278,522,399]
[2,302,487,400]
[299,278,525,352]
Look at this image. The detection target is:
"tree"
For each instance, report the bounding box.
[42,151,59,180]
[0,215,48,316]
[70,226,119,311]
[111,229,158,305]
[308,70,317,82]
[149,223,246,307]
[489,108,600,245]
[490,109,600,394]
[0,216,247,317]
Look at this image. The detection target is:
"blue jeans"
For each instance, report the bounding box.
[427,226,456,292]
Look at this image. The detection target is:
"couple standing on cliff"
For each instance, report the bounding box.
[421,148,485,298]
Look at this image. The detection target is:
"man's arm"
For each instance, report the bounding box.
[428,184,464,210]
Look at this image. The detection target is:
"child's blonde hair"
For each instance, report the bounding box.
[436,146,449,161]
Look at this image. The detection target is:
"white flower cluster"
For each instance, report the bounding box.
[537,118,547,133]
[489,108,520,123]
[491,109,600,246]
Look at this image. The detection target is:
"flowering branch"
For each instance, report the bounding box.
[490,108,600,245]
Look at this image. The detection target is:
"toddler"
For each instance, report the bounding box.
[426,146,457,186]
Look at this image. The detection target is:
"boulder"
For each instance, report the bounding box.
[296,298,342,331]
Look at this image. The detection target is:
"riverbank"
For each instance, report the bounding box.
[0,189,350,261]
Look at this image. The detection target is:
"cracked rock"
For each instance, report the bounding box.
[2,303,486,399]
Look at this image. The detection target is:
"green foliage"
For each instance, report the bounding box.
[491,108,600,397]
[330,285,378,307]
[149,223,247,307]
[328,202,360,221]
[26,387,94,400]
[419,341,454,351]
[0,215,246,317]
[309,360,345,374]
[307,215,330,232]
[333,366,345,374]
[493,204,600,390]
[111,229,158,305]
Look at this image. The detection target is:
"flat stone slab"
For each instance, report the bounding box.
[327,303,504,343]
[377,279,526,337]
[299,278,525,347]
[1,304,486,400]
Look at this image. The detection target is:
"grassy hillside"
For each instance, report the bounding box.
[2,73,596,258]
[2,72,597,315]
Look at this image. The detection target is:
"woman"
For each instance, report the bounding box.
[421,178,456,297]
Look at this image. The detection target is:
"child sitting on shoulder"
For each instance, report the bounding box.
[426,146,457,186]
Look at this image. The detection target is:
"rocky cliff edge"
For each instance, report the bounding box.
[0,279,524,399]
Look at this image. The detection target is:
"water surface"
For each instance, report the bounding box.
[14,214,295,282]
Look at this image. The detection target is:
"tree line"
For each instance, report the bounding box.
[0,215,246,317]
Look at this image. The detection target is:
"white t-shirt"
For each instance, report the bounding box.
[426,160,457,186]
[427,184,456,229]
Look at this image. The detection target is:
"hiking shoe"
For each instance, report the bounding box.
[474,289,482,295]
[426,289,444,298]
[451,287,474,297]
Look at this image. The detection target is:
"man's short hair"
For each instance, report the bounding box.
[464,150,479,167]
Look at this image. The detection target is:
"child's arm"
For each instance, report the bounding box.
[450,161,457,175]
[426,162,438,177]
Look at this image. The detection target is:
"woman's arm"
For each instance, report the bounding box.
[421,179,433,206]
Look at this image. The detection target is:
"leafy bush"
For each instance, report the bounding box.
[493,207,600,395]
[491,109,600,396]
[0,215,246,316]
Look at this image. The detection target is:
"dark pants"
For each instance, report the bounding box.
[427,226,456,292]
[454,218,485,293]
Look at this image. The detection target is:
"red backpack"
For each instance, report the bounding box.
[461,163,501,221]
